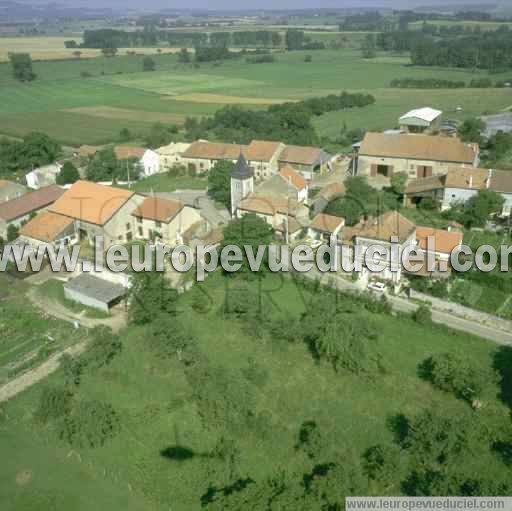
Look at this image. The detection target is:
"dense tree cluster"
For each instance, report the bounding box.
[81,29,283,50]
[184,92,374,146]
[8,52,36,82]
[411,29,512,70]
[0,132,61,178]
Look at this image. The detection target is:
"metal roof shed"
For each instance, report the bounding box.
[64,274,126,313]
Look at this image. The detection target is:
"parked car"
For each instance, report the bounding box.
[367,281,386,293]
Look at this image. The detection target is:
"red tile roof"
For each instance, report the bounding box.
[0,185,64,222]
[132,197,184,223]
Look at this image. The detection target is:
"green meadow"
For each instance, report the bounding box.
[1,273,510,510]
[0,45,511,145]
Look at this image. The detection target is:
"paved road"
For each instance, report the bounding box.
[302,268,512,346]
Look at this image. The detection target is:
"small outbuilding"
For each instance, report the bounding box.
[399,107,443,134]
[64,274,126,313]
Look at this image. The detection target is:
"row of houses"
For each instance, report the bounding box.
[5,180,204,251]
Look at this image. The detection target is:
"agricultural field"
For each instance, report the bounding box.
[0,37,183,63]
[0,42,511,146]
[0,274,87,385]
[0,273,510,509]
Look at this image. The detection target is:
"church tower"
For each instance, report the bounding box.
[230,153,254,217]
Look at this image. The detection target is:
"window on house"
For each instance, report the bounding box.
[126,223,131,231]
[138,227,143,236]
[155,221,162,228]
[137,216,142,223]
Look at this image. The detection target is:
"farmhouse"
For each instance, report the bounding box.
[182,141,248,173]
[157,142,191,171]
[399,107,442,134]
[19,211,76,250]
[25,162,62,189]
[356,132,479,182]
[132,196,203,246]
[0,180,26,204]
[0,184,64,239]
[278,145,332,176]
[405,167,512,215]
[48,180,145,248]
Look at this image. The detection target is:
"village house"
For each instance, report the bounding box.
[0,180,26,204]
[244,140,284,180]
[156,142,191,172]
[412,226,463,277]
[25,162,63,189]
[355,132,479,182]
[405,167,512,216]
[332,210,462,283]
[47,180,145,248]
[0,184,64,240]
[237,193,304,241]
[181,139,328,180]
[181,141,248,174]
[256,165,309,203]
[278,145,332,177]
[131,196,203,246]
[19,210,77,250]
[140,149,160,177]
[399,107,443,134]
[309,213,345,242]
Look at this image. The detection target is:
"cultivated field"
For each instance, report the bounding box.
[0,37,184,62]
[0,43,511,145]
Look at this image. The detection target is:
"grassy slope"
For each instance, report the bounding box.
[0,273,509,510]
[1,48,511,144]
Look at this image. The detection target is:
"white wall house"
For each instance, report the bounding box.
[25,163,62,190]
[405,167,512,216]
[141,149,160,177]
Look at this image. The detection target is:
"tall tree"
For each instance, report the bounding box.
[9,53,36,82]
[56,161,80,185]
[208,160,233,209]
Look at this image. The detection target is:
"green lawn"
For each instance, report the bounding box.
[0,273,510,509]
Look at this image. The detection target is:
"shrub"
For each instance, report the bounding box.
[59,399,120,448]
[304,54,312,62]
[35,386,73,423]
[412,304,432,325]
[420,352,490,402]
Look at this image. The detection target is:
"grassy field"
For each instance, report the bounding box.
[0,272,509,509]
[0,44,511,145]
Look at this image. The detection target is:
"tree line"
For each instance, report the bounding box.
[411,28,512,70]
[184,91,375,146]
